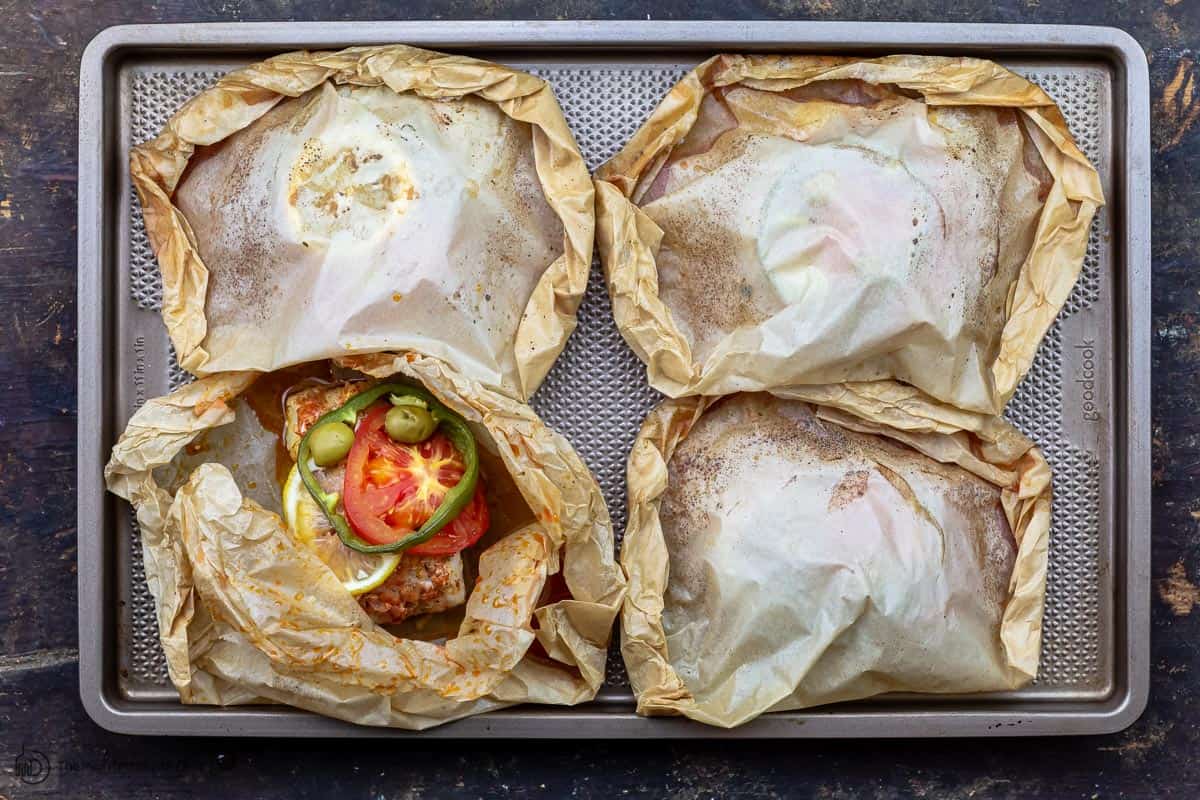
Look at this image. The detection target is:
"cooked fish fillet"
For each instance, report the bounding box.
[283,381,368,462]
[282,380,468,623]
[359,552,467,625]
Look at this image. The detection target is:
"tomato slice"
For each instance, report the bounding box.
[406,487,490,556]
[343,403,489,554]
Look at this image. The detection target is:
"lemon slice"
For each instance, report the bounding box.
[281,465,401,595]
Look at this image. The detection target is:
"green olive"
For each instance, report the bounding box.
[308,421,355,466]
[385,405,437,444]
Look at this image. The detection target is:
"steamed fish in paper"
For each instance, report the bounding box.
[132,46,594,399]
[104,354,625,729]
[597,55,1103,414]
[620,392,1052,727]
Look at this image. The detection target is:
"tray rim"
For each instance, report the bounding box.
[76,19,1151,739]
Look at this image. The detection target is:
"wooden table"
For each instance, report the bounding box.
[0,1,1194,797]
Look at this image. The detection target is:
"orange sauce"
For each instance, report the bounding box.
[241,363,333,490]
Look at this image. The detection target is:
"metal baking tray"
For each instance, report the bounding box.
[77,21,1150,737]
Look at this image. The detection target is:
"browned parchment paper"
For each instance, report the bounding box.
[621,382,1050,727]
[132,45,593,401]
[597,54,1103,415]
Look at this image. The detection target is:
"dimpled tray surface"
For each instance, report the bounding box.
[77,21,1150,737]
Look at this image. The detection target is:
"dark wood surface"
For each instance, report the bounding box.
[0,1,1194,797]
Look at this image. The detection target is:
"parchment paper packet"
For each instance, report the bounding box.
[105,352,625,730]
[621,382,1050,728]
[131,44,594,402]
[596,54,1103,415]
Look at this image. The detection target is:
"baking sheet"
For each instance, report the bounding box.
[77,21,1150,737]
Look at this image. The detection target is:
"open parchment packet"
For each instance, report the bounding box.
[596,54,1103,415]
[132,45,594,402]
[621,382,1050,728]
[105,353,625,729]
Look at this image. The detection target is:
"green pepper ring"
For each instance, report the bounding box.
[296,382,480,554]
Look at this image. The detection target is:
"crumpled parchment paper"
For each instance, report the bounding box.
[131,45,594,402]
[105,353,625,729]
[596,54,1103,415]
[621,382,1050,728]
